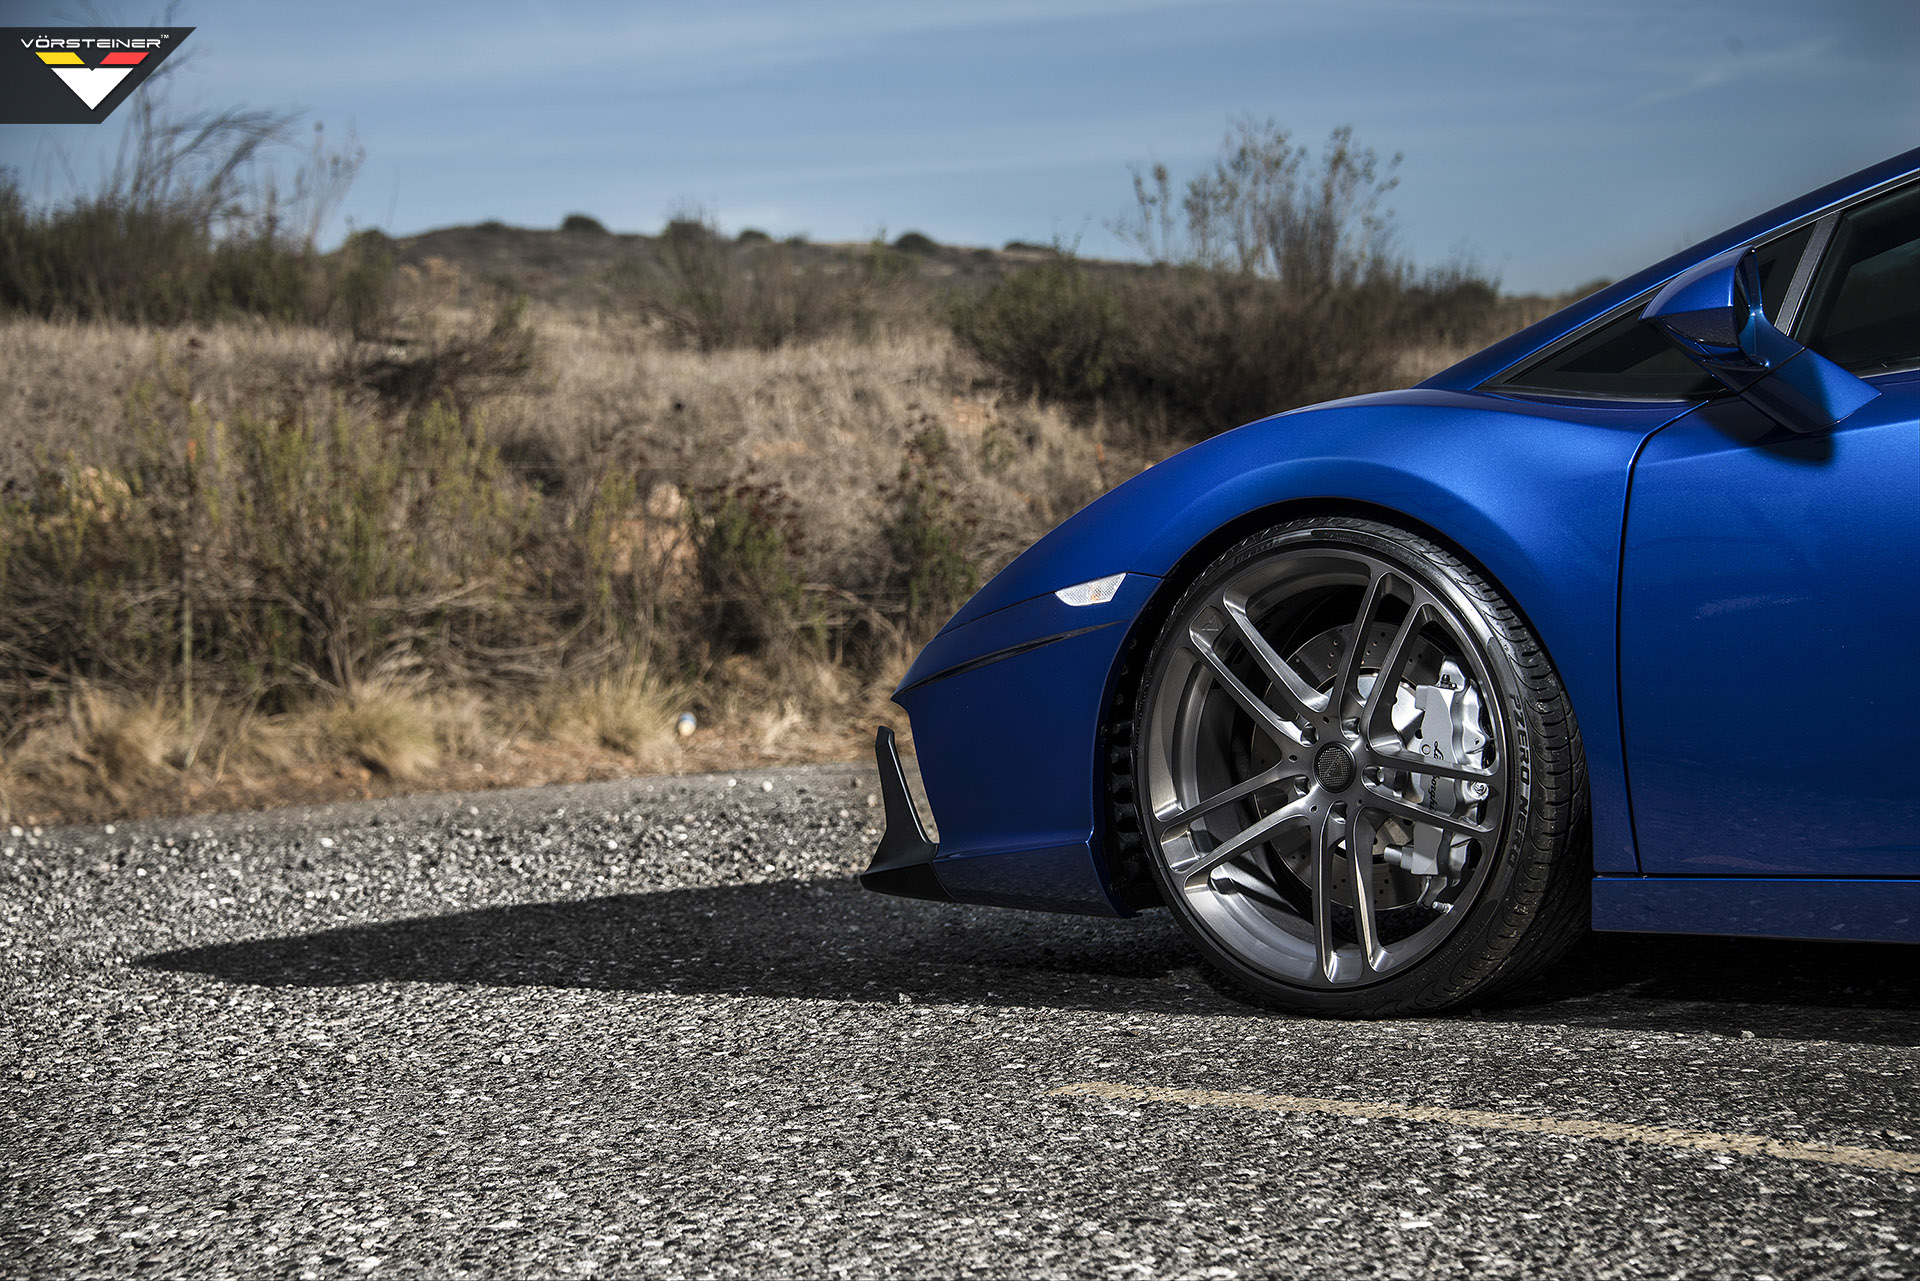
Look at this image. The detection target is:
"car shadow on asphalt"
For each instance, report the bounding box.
[139,878,1918,1045]
[1482,929,1919,1046]
[142,879,1229,1017]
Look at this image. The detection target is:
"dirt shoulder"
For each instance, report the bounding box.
[2,723,879,831]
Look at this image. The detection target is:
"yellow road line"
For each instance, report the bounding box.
[1047,1082,1920,1174]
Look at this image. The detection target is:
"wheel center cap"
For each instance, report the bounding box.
[1313,743,1356,791]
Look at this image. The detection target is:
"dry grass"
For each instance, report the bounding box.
[1,688,223,813]
[0,320,338,487]
[323,687,444,780]
[0,302,1132,823]
[1,307,1125,563]
[485,307,1124,578]
[0,674,910,826]
[544,667,686,766]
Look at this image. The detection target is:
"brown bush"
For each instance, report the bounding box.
[338,289,538,420]
[612,211,917,351]
[0,98,368,326]
[954,119,1514,441]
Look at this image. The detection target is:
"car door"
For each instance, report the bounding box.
[1620,180,1920,877]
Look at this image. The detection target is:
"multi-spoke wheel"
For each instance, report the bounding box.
[1133,517,1588,1015]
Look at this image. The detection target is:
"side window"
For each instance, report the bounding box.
[1497,225,1813,399]
[1797,182,1920,374]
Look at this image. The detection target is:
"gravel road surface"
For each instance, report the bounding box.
[3,763,1916,1278]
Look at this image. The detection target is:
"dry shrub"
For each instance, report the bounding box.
[339,289,537,420]
[952,254,1509,441]
[1,316,1111,699]
[545,666,687,763]
[324,686,442,779]
[948,256,1120,405]
[0,98,368,327]
[953,119,1518,441]
[0,306,1122,815]
[475,314,1112,673]
[612,211,915,351]
[1108,268,1415,432]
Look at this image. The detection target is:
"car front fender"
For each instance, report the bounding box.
[925,387,1693,881]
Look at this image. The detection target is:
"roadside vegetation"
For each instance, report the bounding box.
[0,107,1576,824]
[952,120,1531,436]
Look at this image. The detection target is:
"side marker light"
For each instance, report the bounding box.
[1055,573,1126,607]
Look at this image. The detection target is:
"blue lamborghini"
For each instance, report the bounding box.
[864,147,1920,1015]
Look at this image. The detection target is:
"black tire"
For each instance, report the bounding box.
[1131,516,1588,1016]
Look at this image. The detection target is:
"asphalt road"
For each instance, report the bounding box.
[3,764,1915,1279]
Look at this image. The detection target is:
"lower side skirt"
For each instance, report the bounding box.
[1593,876,1920,944]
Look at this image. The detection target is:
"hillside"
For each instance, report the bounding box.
[387,221,1045,312]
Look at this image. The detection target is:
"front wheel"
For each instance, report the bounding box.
[1132,516,1588,1015]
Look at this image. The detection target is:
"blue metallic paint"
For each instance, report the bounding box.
[1641,247,1881,433]
[1643,248,1792,386]
[883,146,1920,944]
[1619,372,1920,878]
[895,573,1160,915]
[903,389,1692,908]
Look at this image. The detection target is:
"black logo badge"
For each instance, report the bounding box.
[1,28,192,124]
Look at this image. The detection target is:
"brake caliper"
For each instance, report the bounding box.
[1382,659,1486,883]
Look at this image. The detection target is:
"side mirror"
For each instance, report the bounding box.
[1642,247,1878,434]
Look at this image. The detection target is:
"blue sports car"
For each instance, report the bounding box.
[864,147,1920,1015]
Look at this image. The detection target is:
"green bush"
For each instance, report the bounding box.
[685,483,819,659]
[0,107,365,326]
[949,257,1120,403]
[222,400,534,693]
[0,173,329,324]
[332,229,397,340]
[885,429,979,634]
[0,377,542,718]
[560,212,609,234]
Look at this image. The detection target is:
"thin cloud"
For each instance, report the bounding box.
[1633,35,1835,108]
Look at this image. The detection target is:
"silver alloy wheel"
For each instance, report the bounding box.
[1140,538,1513,990]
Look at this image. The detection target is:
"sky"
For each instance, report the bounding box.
[3,0,1917,295]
